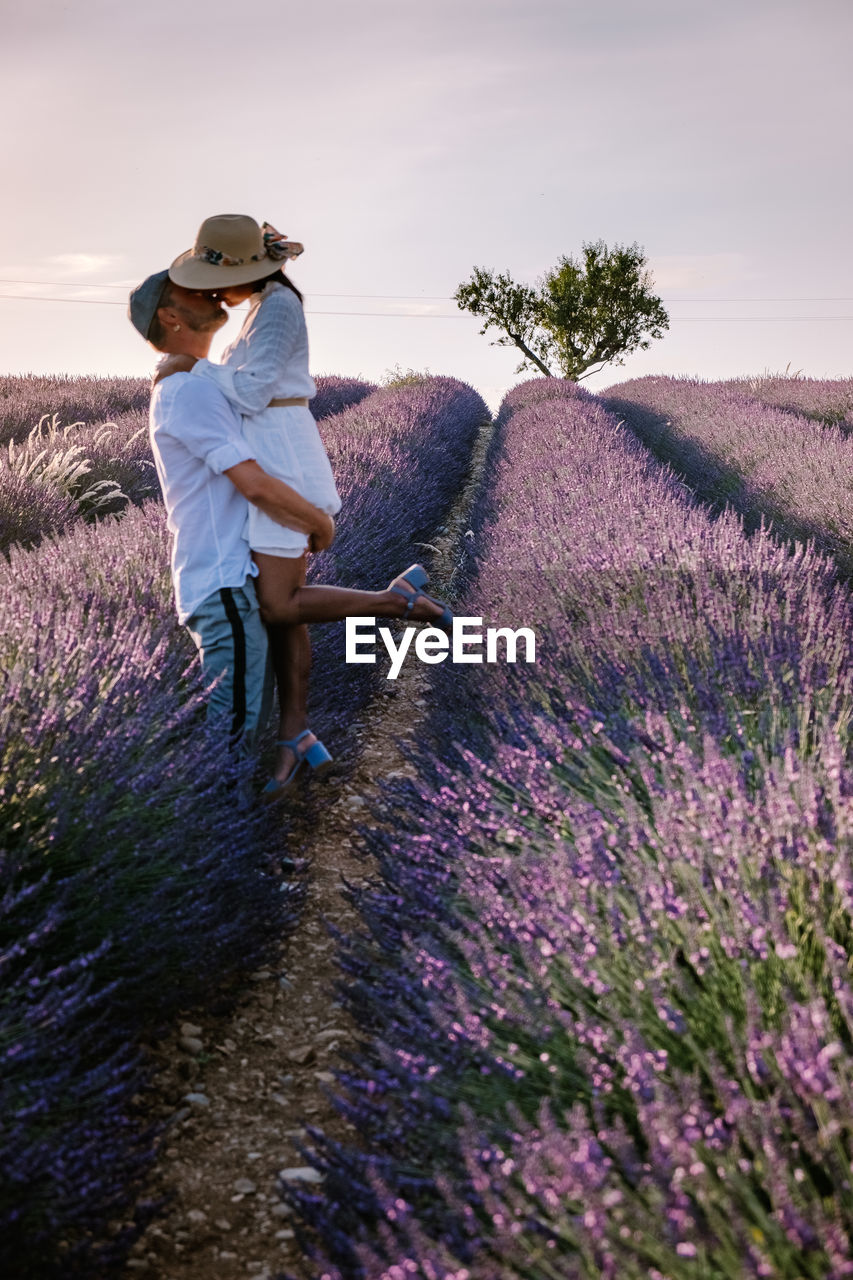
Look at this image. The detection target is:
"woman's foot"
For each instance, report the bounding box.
[273,731,318,784]
[387,565,452,627]
[263,729,333,798]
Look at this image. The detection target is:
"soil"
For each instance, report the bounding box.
[122,413,492,1280]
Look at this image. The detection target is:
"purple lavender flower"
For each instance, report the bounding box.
[1,374,482,1275]
[288,377,853,1279]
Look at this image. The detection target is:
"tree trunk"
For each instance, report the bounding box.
[508,332,553,377]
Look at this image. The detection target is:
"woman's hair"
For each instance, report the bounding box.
[248,268,303,303]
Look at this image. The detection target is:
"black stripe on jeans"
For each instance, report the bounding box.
[219,587,247,741]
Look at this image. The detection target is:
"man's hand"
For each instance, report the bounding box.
[152,354,198,386]
[308,513,335,553]
[223,461,337,549]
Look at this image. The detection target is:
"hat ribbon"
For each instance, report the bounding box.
[261,221,304,261]
[194,244,267,268]
[192,223,304,268]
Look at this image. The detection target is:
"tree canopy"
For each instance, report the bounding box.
[454,241,669,381]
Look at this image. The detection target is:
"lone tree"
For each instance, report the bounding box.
[454,240,669,381]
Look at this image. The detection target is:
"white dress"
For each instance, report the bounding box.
[190,280,341,556]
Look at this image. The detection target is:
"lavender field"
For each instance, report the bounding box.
[0,373,376,553]
[723,372,853,430]
[602,375,853,577]
[0,373,485,1276]
[5,368,853,1278]
[289,377,853,1278]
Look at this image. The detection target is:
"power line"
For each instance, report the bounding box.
[2,278,853,304]
[0,293,126,306]
[3,292,853,322]
[674,316,853,322]
[665,298,853,303]
[0,278,138,290]
[0,293,464,317]
[0,279,454,301]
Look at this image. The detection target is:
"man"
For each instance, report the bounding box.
[127,270,334,752]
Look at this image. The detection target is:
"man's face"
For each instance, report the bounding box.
[164,284,228,333]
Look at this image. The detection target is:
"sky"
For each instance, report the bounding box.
[1,0,852,410]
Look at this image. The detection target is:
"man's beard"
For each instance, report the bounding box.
[177,305,228,334]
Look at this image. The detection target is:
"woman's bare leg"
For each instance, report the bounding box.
[253,553,449,628]
[254,555,315,783]
[254,553,448,783]
[266,619,313,781]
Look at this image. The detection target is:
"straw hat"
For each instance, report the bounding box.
[168,214,303,289]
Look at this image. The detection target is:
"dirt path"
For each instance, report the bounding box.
[123,414,492,1280]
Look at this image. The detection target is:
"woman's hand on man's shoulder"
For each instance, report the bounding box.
[152,354,198,386]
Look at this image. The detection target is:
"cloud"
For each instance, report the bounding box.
[47,253,124,277]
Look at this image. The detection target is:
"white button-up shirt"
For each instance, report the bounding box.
[149,372,257,623]
[191,280,317,410]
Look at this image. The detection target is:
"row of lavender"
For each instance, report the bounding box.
[305,377,486,750]
[602,375,853,577]
[723,372,853,429]
[0,372,376,445]
[0,374,374,553]
[290,378,853,1278]
[0,376,486,1277]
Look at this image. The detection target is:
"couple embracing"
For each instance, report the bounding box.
[129,214,451,797]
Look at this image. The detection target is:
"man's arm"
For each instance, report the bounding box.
[224,460,335,552]
[159,378,335,552]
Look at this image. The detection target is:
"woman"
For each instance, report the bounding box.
[162,214,452,795]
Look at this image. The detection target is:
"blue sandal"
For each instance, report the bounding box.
[390,563,454,632]
[262,730,333,798]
